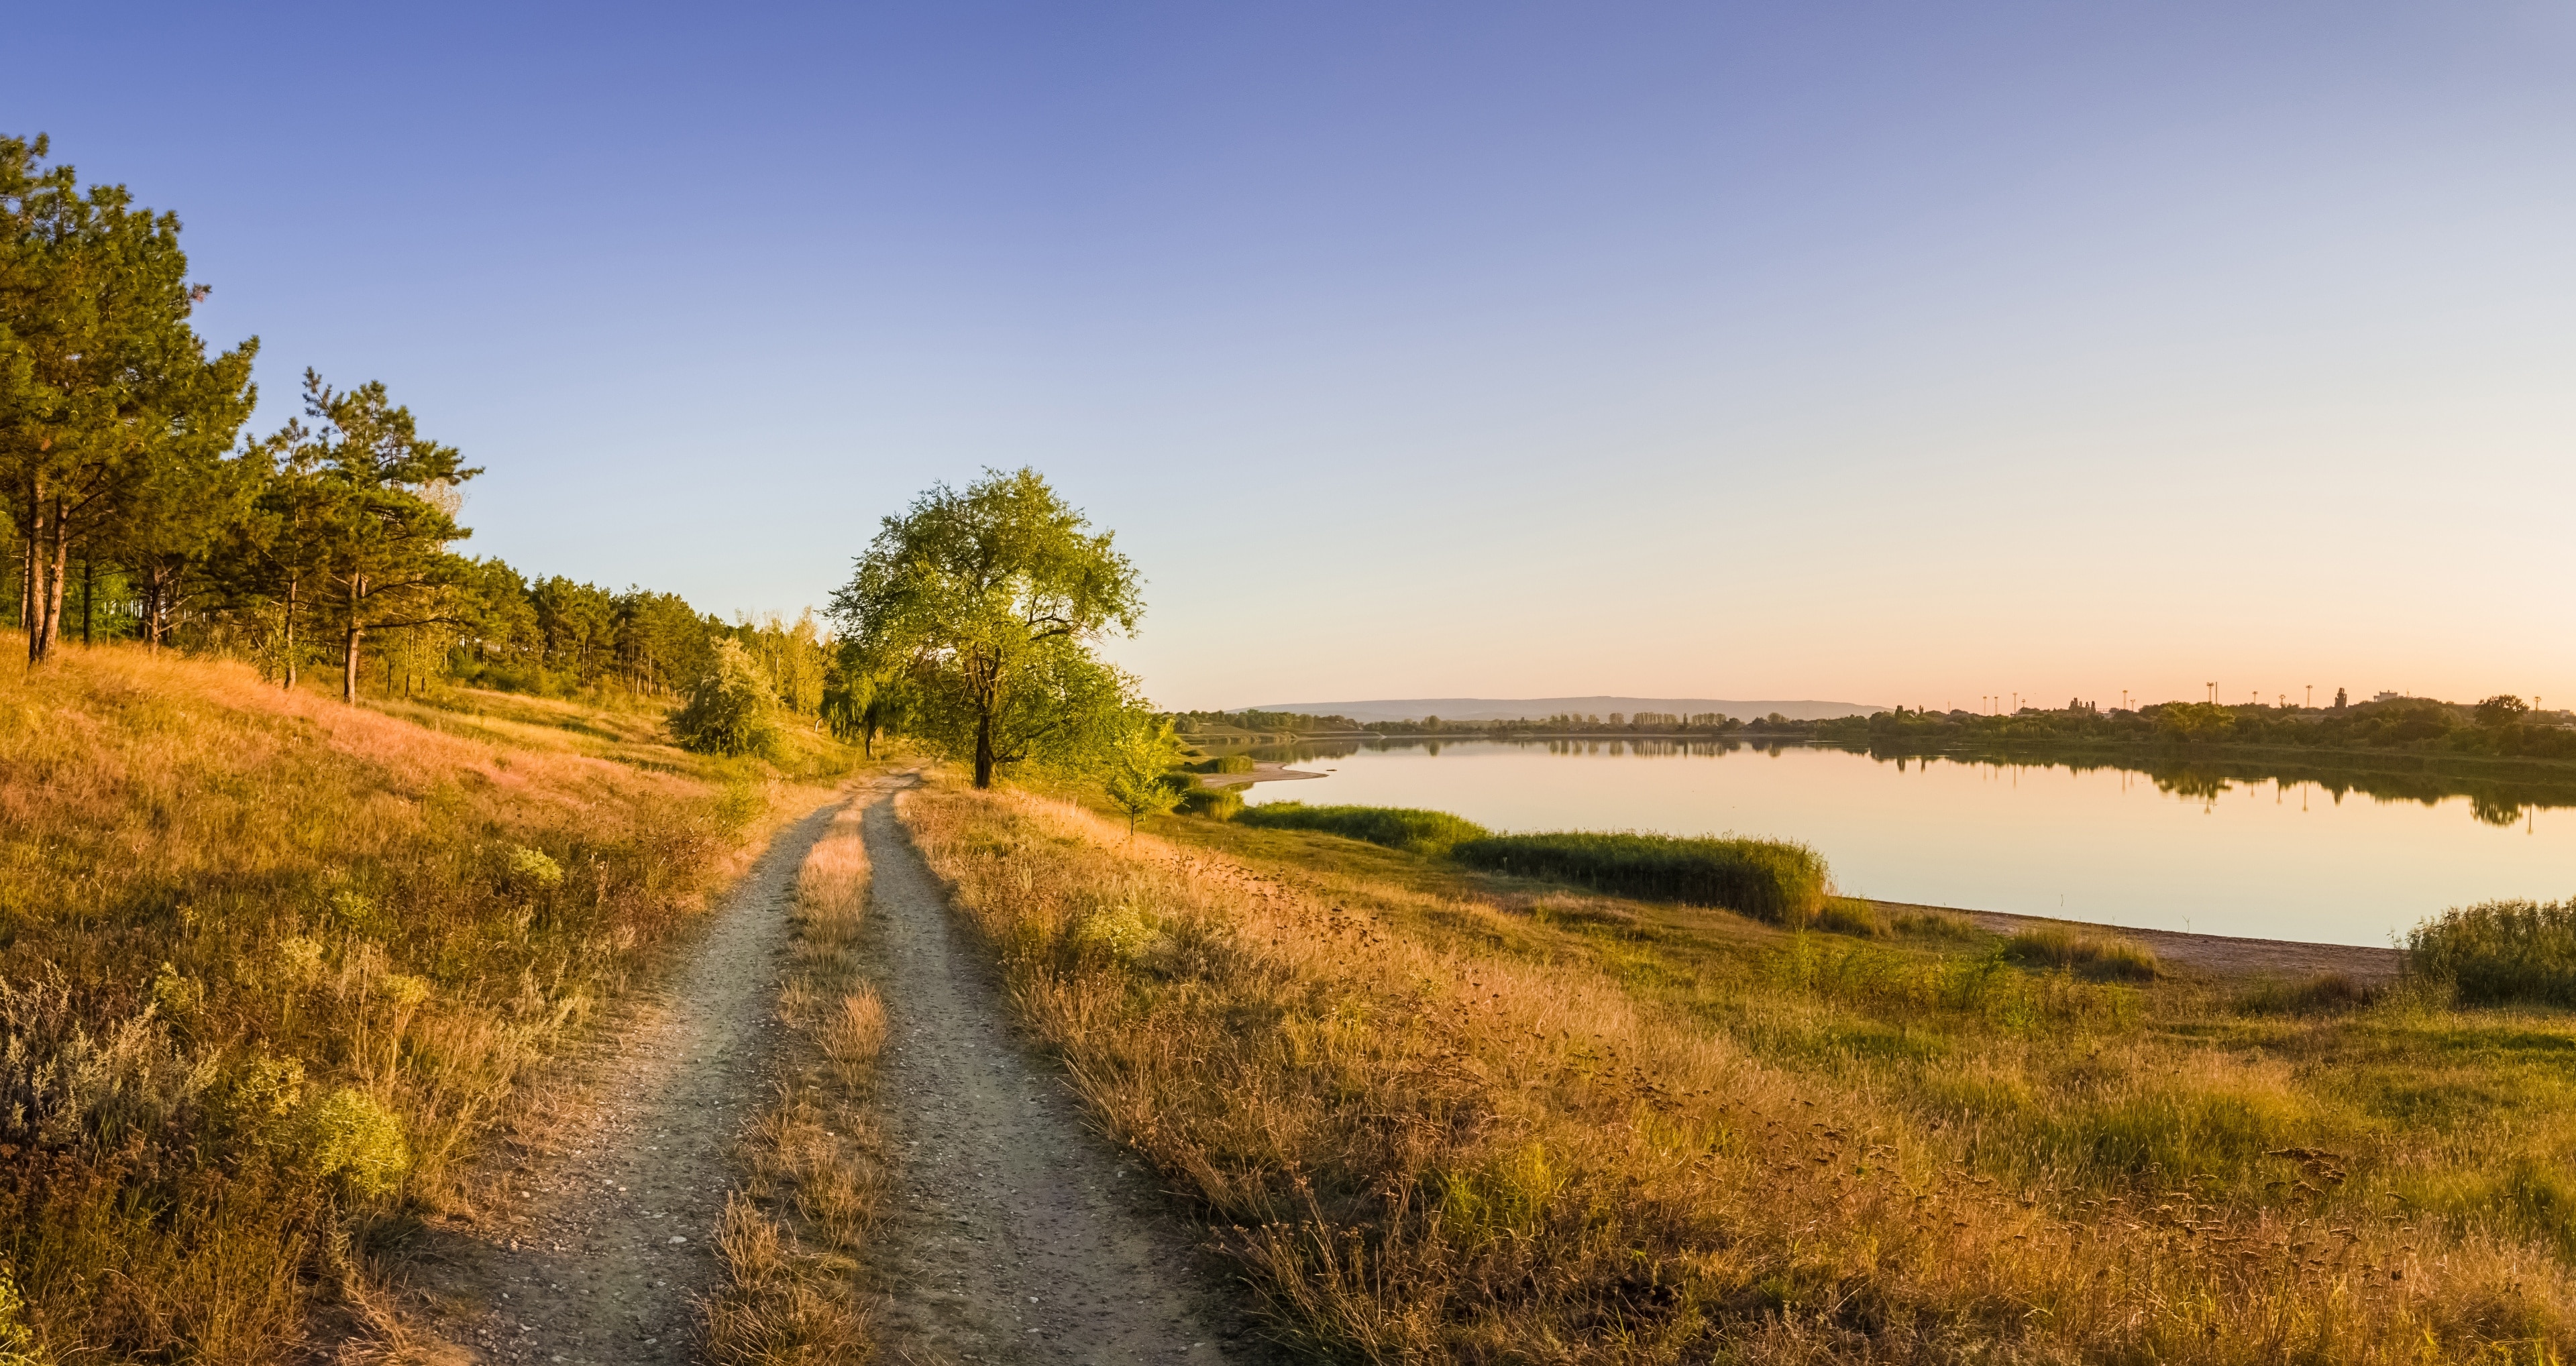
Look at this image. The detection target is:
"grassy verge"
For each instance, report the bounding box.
[0,645,840,1362]
[706,796,888,1365]
[906,778,2576,1361]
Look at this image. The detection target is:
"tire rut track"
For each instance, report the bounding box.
[394,795,848,1364]
[862,786,1261,1364]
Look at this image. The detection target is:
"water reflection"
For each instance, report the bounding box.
[1239,736,2576,832]
[1228,738,2575,944]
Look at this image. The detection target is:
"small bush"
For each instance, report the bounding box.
[672,640,783,758]
[504,844,566,892]
[1450,830,1830,927]
[0,1265,38,1366]
[1178,785,1243,819]
[301,1088,409,1198]
[2002,924,2159,981]
[1190,754,1256,774]
[1237,803,1492,855]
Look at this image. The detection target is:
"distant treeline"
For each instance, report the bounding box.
[1177,707,1790,738]
[1,133,833,721]
[1188,695,2576,764]
[1824,695,2576,762]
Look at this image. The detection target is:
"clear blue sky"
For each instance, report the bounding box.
[11,3,2574,711]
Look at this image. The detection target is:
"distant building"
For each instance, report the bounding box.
[2373,691,2402,703]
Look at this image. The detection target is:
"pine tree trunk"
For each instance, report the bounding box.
[38,502,69,664]
[343,577,364,704]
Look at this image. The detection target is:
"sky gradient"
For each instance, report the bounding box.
[9,3,2573,711]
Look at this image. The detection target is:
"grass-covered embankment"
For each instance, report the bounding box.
[0,646,848,1361]
[906,778,2576,1361]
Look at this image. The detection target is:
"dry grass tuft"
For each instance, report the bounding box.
[902,776,2576,1363]
[705,797,889,1365]
[0,644,823,1362]
[2002,922,2161,980]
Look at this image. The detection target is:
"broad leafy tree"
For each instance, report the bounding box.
[830,467,1142,787]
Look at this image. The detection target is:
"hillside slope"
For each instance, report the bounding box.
[0,646,840,1363]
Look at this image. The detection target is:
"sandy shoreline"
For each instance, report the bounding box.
[1197,762,1326,789]
[1867,899,2406,980]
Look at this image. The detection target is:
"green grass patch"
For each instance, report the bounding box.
[1236,802,1492,854]
[1450,830,1829,926]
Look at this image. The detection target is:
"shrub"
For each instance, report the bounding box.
[2408,897,2576,1005]
[1189,754,1256,774]
[672,640,783,758]
[1450,830,1829,927]
[301,1088,409,1198]
[0,1266,36,1366]
[1236,803,1491,854]
[504,844,566,892]
[2002,924,2159,981]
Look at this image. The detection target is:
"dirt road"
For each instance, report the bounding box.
[861,787,1257,1363]
[397,796,845,1365]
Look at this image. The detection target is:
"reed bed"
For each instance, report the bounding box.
[0,646,816,1362]
[706,797,890,1365]
[2408,897,2576,1005]
[1452,830,1831,926]
[1236,801,1493,854]
[903,778,2576,1363]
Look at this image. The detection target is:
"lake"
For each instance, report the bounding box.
[1236,740,2576,946]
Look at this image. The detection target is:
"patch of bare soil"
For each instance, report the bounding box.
[861,791,1264,1363]
[383,797,847,1365]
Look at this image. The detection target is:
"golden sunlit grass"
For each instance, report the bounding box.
[903,777,2576,1362]
[0,644,829,1363]
[707,797,888,1366]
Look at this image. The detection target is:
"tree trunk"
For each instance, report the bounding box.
[973,707,995,788]
[344,577,364,704]
[282,576,298,689]
[80,552,93,647]
[38,502,69,664]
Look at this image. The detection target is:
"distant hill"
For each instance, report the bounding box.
[1243,696,1884,724]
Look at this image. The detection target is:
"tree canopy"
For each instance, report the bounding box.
[829,467,1142,787]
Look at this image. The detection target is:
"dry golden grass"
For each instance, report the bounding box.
[706,797,890,1366]
[0,644,833,1363]
[902,777,2576,1363]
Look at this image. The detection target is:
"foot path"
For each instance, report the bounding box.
[398,795,845,1364]
[860,785,1258,1363]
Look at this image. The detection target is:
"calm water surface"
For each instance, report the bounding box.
[1240,741,2576,946]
